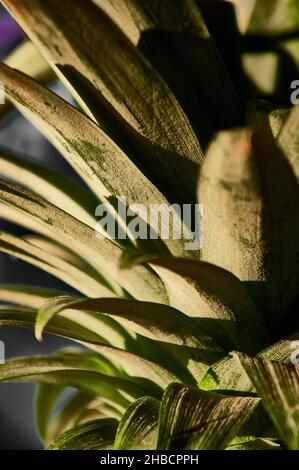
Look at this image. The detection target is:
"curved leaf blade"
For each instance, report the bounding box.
[0,306,176,390]
[0,39,55,119]
[235,352,299,450]
[48,418,118,450]
[157,383,259,450]
[114,396,159,450]
[0,231,113,297]
[149,258,266,353]
[0,351,158,402]
[0,178,168,303]
[35,383,65,443]
[0,150,98,228]
[93,0,242,146]
[2,0,204,204]
[36,296,221,351]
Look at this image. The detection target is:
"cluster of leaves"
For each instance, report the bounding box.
[0,0,298,450]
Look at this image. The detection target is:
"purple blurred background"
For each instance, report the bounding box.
[0,11,23,53]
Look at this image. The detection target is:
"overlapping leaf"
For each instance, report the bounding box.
[36,295,221,352]
[200,334,299,393]
[114,396,159,450]
[93,0,242,146]
[278,104,299,181]
[149,258,266,353]
[46,392,105,445]
[0,150,98,228]
[0,306,176,389]
[0,350,160,403]
[235,353,299,450]
[0,40,54,119]
[48,418,118,450]
[0,178,168,302]
[198,128,299,322]
[157,383,259,450]
[0,231,112,297]
[35,383,65,442]
[1,0,204,204]
[0,62,190,256]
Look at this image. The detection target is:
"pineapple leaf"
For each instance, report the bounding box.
[0,302,178,389]
[0,150,99,228]
[0,40,54,119]
[36,295,136,350]
[0,63,189,256]
[36,295,223,382]
[235,352,299,450]
[278,104,299,182]
[0,231,113,297]
[149,258,266,353]
[0,0,298,451]
[0,288,135,351]
[1,0,204,204]
[0,62,171,205]
[36,296,222,352]
[0,178,168,302]
[85,345,178,391]
[228,438,282,450]
[46,392,104,445]
[198,127,299,322]
[35,383,65,442]
[0,350,159,402]
[157,383,259,450]
[48,418,118,450]
[93,0,242,147]
[200,334,299,393]
[0,305,114,346]
[0,285,64,309]
[114,396,159,450]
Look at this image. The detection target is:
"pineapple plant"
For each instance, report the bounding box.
[0,0,298,450]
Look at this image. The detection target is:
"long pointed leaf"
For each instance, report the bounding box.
[0,351,159,402]
[0,231,112,297]
[36,296,221,352]
[235,353,299,450]
[198,128,299,321]
[0,306,177,389]
[93,0,242,147]
[0,150,98,228]
[0,40,55,119]
[0,178,168,302]
[35,383,65,442]
[2,0,204,204]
